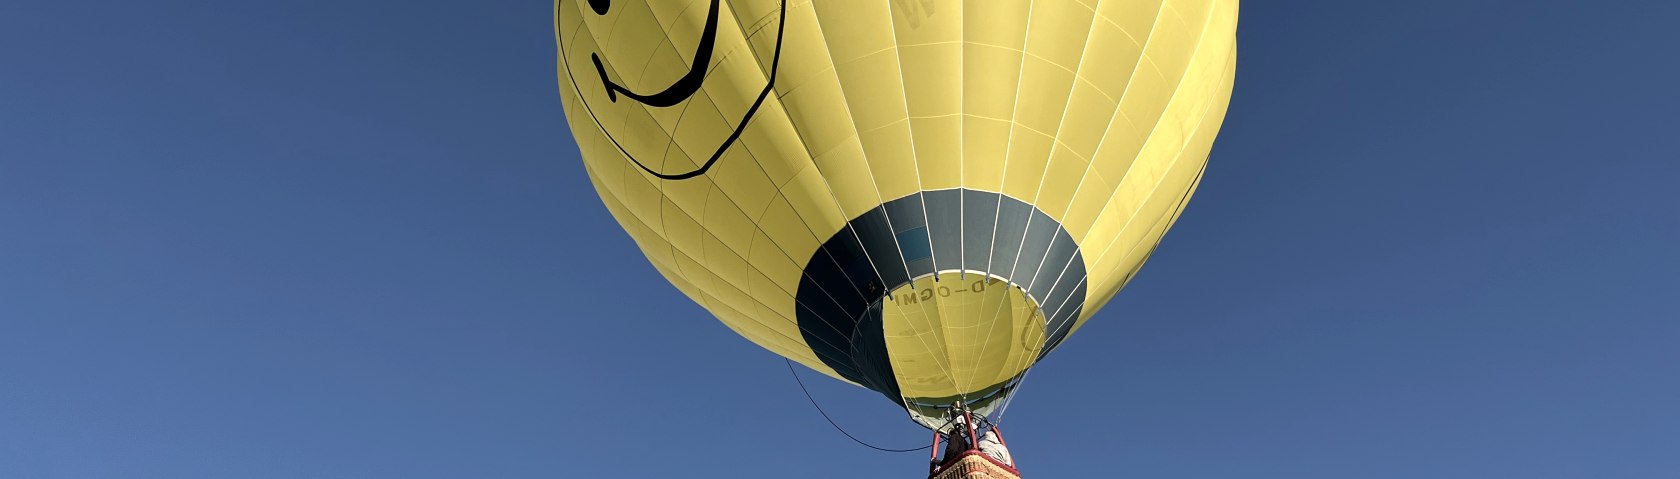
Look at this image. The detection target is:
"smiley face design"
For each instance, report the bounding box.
[556,0,788,180]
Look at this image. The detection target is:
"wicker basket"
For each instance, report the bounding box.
[931,452,1020,479]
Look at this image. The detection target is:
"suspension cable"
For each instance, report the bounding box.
[785,359,930,453]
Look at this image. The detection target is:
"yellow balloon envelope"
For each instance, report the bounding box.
[555,0,1237,427]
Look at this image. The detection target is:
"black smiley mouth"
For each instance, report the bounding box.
[559,0,788,180]
[590,0,720,107]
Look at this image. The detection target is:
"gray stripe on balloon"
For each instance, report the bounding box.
[795,189,1087,407]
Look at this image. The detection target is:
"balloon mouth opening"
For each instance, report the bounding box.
[875,270,1046,429]
[904,380,1024,430]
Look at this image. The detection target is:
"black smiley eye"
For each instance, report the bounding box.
[588,0,610,15]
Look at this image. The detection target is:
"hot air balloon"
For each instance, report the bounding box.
[555,0,1236,474]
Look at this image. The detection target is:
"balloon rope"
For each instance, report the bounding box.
[785,359,930,453]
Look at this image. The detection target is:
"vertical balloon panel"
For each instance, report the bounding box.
[557,0,854,380]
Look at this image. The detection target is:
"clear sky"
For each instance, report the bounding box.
[3,1,1678,477]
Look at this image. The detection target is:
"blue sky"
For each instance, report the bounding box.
[3,1,1678,477]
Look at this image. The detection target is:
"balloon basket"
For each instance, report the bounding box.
[930,451,1020,479]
